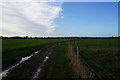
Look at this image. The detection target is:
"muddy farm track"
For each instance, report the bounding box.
[2,43,60,80]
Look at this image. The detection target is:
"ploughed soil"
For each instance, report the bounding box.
[2,43,59,80]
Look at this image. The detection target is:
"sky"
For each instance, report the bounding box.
[52,2,118,37]
[0,1,119,37]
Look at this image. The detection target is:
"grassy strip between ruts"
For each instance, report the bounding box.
[47,43,75,79]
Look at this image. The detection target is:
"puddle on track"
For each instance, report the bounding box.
[32,52,52,80]
[0,50,41,79]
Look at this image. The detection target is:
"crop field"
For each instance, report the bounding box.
[1,38,120,80]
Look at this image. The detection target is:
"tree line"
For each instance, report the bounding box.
[0,36,120,39]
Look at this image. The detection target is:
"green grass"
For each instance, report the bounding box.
[3,39,71,51]
[71,39,119,79]
[47,43,74,78]
[2,39,71,69]
[2,38,119,79]
[72,39,119,47]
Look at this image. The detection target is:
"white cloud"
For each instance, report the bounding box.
[0,1,63,36]
[1,0,119,2]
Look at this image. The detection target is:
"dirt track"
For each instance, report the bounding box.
[2,43,59,80]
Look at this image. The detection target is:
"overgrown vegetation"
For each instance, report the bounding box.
[71,39,119,79]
